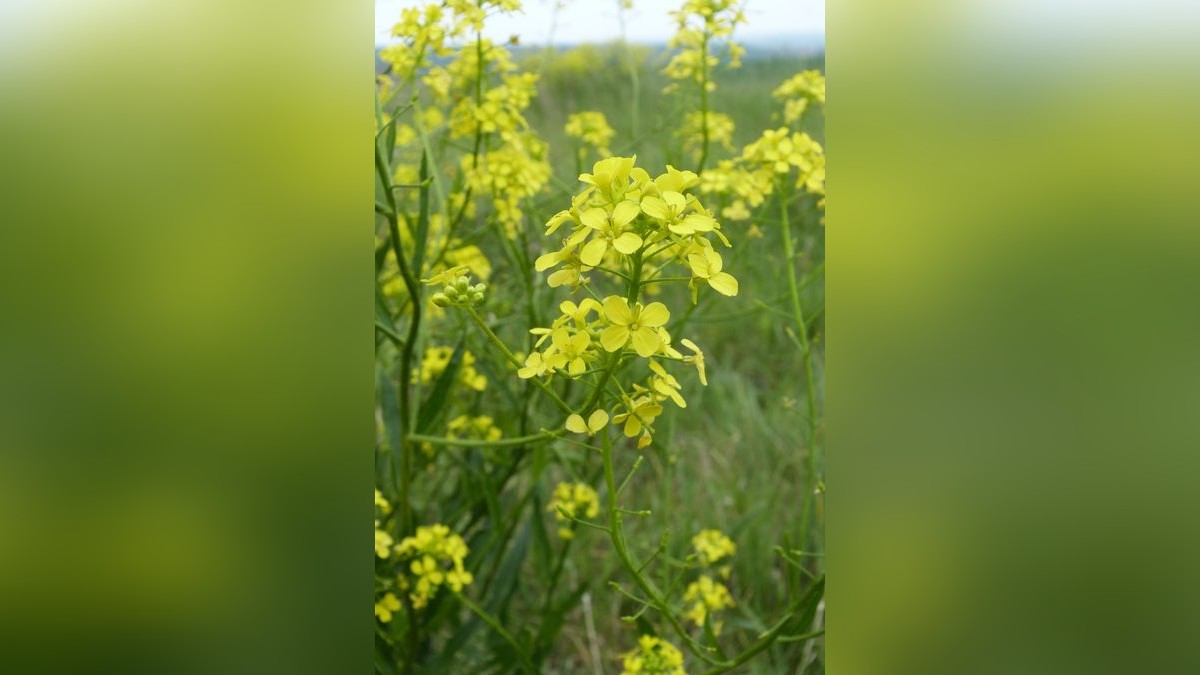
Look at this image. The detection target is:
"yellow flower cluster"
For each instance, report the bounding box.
[462,132,550,238]
[663,0,746,93]
[395,524,474,609]
[683,575,735,631]
[417,346,488,392]
[381,1,547,241]
[535,157,734,295]
[741,127,825,194]
[375,592,402,623]
[447,415,502,442]
[521,157,729,446]
[565,111,616,157]
[547,482,600,539]
[681,111,734,158]
[380,0,522,82]
[376,525,394,559]
[693,70,827,222]
[620,635,687,675]
[698,126,825,222]
[773,69,826,123]
[375,489,393,558]
[379,4,450,81]
[691,529,736,566]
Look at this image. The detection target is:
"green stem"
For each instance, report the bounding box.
[696,577,825,675]
[407,430,557,448]
[697,32,711,173]
[600,431,721,666]
[463,305,573,414]
[779,181,821,557]
[455,593,537,674]
[534,534,575,654]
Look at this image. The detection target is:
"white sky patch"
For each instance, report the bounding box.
[375,0,825,46]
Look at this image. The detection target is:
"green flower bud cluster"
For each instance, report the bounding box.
[431,275,486,307]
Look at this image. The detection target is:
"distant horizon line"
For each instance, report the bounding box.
[374,31,825,50]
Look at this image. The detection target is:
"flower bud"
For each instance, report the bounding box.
[431,292,451,307]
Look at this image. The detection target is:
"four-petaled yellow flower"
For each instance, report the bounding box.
[692,528,737,566]
[601,296,671,357]
[687,247,738,297]
[375,593,401,623]
[613,394,663,447]
[565,409,610,436]
[620,635,686,675]
[548,481,601,538]
[580,201,644,265]
[546,328,592,376]
[683,574,735,632]
[640,191,715,236]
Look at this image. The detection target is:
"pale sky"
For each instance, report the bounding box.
[375,0,825,46]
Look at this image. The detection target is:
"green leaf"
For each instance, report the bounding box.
[411,151,431,278]
[704,612,730,661]
[375,283,402,346]
[415,340,464,434]
[377,365,401,460]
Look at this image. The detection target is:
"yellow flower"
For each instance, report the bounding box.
[579,201,644,265]
[395,524,473,608]
[548,481,601,538]
[640,191,714,236]
[580,156,636,205]
[600,296,670,358]
[545,328,592,376]
[648,361,686,408]
[375,489,391,514]
[517,351,551,379]
[692,529,736,566]
[773,69,826,122]
[559,298,603,326]
[565,110,615,156]
[374,593,401,623]
[613,394,664,441]
[565,409,610,436]
[375,527,394,558]
[687,246,738,297]
[447,415,503,443]
[683,575,735,631]
[620,635,686,675]
[680,338,707,386]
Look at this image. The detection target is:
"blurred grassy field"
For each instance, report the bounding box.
[515,42,827,672]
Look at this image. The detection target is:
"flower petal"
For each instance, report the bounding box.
[663,191,686,213]
[640,196,670,220]
[603,296,633,325]
[708,272,739,297]
[580,238,607,267]
[681,213,715,232]
[639,302,670,328]
[631,326,662,357]
[587,409,610,432]
[600,325,629,352]
[613,232,643,255]
[580,207,607,231]
[612,200,640,227]
[535,249,565,272]
[565,414,588,434]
